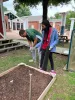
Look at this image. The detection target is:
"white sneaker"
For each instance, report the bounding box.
[50,70,56,77]
[29,59,34,62]
[50,72,56,77]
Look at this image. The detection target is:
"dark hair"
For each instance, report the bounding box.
[42,20,52,34]
[19,29,25,36]
[42,20,52,28]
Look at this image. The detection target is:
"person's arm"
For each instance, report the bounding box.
[35,31,44,48]
[49,29,59,49]
[35,41,42,48]
[33,37,38,47]
[27,40,32,47]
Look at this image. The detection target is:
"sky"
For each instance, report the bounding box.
[3,0,75,17]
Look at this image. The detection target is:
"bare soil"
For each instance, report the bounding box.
[0,65,52,100]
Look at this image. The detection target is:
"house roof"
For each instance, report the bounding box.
[4,11,19,20]
[21,15,42,22]
[4,11,23,21]
[4,10,24,22]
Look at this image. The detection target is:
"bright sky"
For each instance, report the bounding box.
[3,0,74,17]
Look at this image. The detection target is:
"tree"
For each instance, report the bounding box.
[15,4,31,17]
[55,13,61,19]
[66,11,75,30]
[14,0,71,21]
[3,6,8,12]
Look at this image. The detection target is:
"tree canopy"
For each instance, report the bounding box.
[14,0,70,6]
[14,0,71,20]
[15,4,31,17]
[54,13,61,19]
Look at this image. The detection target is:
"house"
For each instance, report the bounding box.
[21,16,62,32]
[49,19,62,33]
[4,11,62,36]
[4,11,24,31]
[21,15,42,31]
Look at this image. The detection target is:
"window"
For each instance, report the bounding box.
[17,23,20,30]
[21,23,23,29]
[13,22,16,30]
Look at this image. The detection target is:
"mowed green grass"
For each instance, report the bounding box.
[0,49,37,73]
[44,72,75,100]
[0,48,75,100]
[0,48,67,73]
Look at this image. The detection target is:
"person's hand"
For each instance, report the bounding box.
[30,47,36,51]
[31,47,36,50]
[49,47,52,50]
[29,46,32,51]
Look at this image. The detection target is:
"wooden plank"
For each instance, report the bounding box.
[0,44,25,53]
[0,41,20,46]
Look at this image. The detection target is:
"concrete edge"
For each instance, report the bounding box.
[63,64,67,71]
[63,64,75,72]
[12,41,69,56]
[55,52,68,56]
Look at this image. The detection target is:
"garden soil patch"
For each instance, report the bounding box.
[0,65,52,100]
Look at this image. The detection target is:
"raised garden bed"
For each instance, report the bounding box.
[0,63,56,100]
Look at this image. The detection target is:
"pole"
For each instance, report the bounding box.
[66,29,74,70]
[60,12,66,35]
[29,73,32,100]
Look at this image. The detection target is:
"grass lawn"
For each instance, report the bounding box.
[0,48,75,100]
[57,42,70,48]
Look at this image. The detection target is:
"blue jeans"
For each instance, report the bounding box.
[30,47,41,64]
